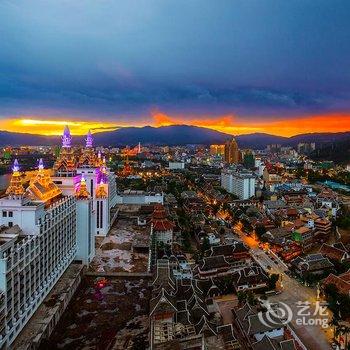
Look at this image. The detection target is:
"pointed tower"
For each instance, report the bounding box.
[86,130,93,148]
[78,130,98,167]
[76,175,90,199]
[96,179,107,198]
[95,177,109,236]
[27,158,61,202]
[62,125,72,148]
[97,150,103,166]
[53,125,77,176]
[6,159,25,197]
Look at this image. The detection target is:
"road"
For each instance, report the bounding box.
[234,224,332,350]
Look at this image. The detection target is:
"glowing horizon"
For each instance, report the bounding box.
[0,112,349,137]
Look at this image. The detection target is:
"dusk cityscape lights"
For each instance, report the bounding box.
[0,1,350,350]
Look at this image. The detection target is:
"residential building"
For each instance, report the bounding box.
[168,161,185,170]
[221,169,255,200]
[224,138,239,164]
[209,144,225,156]
[322,271,350,296]
[0,161,78,348]
[319,243,350,263]
[116,190,163,205]
[231,266,269,292]
[291,254,334,277]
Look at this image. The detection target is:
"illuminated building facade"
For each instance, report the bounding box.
[224,138,239,164]
[75,175,95,265]
[221,169,256,200]
[151,204,175,245]
[52,126,118,236]
[0,159,77,348]
[0,125,117,347]
[210,144,225,156]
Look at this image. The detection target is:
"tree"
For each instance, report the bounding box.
[219,227,226,236]
[237,290,257,305]
[255,224,266,240]
[200,236,211,256]
[268,274,279,290]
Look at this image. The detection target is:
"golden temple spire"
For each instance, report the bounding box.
[27,158,62,202]
[6,159,25,197]
[96,179,107,198]
[76,175,90,199]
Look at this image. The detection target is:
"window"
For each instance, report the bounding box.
[8,222,13,227]
[8,211,13,218]
[2,211,7,217]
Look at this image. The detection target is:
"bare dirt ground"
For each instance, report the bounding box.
[42,277,150,350]
[90,219,150,273]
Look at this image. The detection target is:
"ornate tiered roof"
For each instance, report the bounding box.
[75,175,90,199]
[77,130,99,167]
[96,180,107,198]
[6,159,25,197]
[53,125,76,174]
[96,158,108,184]
[26,159,62,202]
[152,204,175,232]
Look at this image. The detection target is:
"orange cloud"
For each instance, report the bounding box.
[151,111,350,137]
[260,114,350,137]
[0,118,118,135]
[0,112,349,137]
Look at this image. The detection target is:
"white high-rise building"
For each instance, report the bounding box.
[52,127,118,236]
[0,126,118,347]
[0,159,78,347]
[221,169,255,200]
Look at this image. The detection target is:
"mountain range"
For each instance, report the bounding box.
[0,125,349,149]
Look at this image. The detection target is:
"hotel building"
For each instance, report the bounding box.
[0,126,117,347]
[52,127,118,236]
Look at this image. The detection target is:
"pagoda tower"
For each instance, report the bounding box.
[96,156,108,185]
[27,159,62,202]
[96,179,107,198]
[151,204,175,246]
[78,130,99,167]
[53,125,77,176]
[75,175,90,199]
[120,149,132,177]
[6,159,25,198]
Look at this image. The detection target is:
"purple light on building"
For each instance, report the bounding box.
[12,159,20,172]
[38,158,44,170]
[62,125,72,148]
[95,167,107,185]
[86,130,93,148]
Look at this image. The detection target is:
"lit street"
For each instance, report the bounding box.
[234,224,333,349]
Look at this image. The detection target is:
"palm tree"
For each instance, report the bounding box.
[330,316,340,343]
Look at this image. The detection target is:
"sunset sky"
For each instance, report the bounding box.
[1,1,350,136]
